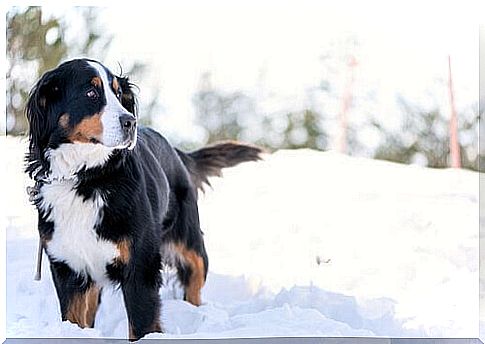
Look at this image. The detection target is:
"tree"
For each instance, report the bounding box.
[192,72,255,143]
[7,7,68,135]
[256,109,327,151]
[373,97,479,171]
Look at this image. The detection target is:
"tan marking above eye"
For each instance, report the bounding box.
[112,78,119,95]
[68,113,103,143]
[39,96,47,108]
[59,113,70,129]
[91,77,102,87]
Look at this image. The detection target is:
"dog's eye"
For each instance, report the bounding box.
[116,88,122,100]
[86,89,99,99]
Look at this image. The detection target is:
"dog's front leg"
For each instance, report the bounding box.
[122,257,163,341]
[49,260,101,328]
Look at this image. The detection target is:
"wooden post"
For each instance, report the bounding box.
[337,56,357,154]
[448,55,461,168]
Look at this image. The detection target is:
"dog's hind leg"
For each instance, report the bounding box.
[49,260,101,328]
[164,184,208,306]
[173,242,208,306]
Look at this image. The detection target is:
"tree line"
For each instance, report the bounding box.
[6,7,480,171]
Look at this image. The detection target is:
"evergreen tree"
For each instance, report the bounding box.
[373,97,479,171]
[192,72,254,143]
[7,7,68,135]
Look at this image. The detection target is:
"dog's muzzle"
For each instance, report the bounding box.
[119,113,137,147]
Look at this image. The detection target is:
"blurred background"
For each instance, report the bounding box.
[5,4,481,170]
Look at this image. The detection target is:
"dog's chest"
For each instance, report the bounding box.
[40,181,119,283]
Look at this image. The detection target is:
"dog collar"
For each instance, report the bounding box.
[26,175,77,203]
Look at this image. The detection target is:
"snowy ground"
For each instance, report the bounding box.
[2,136,479,339]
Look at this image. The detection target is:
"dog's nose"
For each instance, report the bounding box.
[119,113,136,132]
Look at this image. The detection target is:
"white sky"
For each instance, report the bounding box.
[3,1,484,144]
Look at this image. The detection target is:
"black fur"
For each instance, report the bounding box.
[25,58,263,341]
[176,141,263,192]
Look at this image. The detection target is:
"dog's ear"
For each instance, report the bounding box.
[25,69,62,177]
[118,77,137,117]
[26,69,63,143]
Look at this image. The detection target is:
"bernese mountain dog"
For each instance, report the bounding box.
[25,58,262,341]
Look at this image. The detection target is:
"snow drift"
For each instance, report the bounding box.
[2,136,478,339]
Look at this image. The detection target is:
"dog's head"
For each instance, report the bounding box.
[26,59,138,178]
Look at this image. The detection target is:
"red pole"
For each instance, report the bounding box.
[448,55,461,168]
[338,56,357,154]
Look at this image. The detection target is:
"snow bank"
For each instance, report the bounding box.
[2,136,478,339]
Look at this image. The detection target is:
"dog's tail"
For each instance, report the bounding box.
[176,141,264,192]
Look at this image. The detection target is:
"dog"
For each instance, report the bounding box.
[25,58,262,341]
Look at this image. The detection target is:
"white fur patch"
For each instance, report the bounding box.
[161,243,178,265]
[161,243,187,267]
[40,180,118,284]
[46,143,113,179]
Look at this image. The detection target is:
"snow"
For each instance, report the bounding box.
[2,136,479,339]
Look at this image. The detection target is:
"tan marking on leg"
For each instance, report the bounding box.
[59,113,70,129]
[116,239,131,264]
[129,325,136,341]
[128,315,162,341]
[91,76,102,87]
[174,244,205,306]
[66,285,100,328]
[68,113,103,143]
[151,304,162,332]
